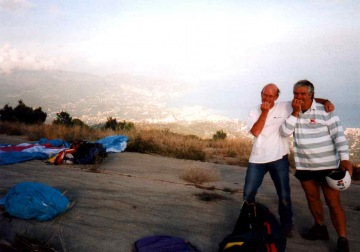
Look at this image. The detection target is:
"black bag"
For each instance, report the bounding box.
[218,201,286,252]
[72,141,107,164]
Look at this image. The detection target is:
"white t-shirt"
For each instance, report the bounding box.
[247,101,292,163]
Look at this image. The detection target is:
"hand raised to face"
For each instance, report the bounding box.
[260,101,272,112]
[291,99,304,117]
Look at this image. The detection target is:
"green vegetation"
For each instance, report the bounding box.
[105,117,135,131]
[213,130,227,140]
[53,111,88,128]
[0,100,46,124]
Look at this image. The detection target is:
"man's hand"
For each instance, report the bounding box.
[341,160,353,176]
[251,102,270,137]
[324,100,335,113]
[260,101,271,113]
[291,99,303,117]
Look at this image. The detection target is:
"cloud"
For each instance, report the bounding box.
[0,44,68,74]
[0,0,33,12]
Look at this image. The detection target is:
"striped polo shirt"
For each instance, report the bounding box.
[280,100,349,171]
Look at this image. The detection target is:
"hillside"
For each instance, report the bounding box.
[0,70,231,125]
[1,70,358,139]
[0,70,252,139]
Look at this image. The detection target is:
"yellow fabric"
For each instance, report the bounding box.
[47,154,58,164]
[224,241,244,249]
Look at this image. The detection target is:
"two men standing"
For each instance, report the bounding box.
[244,80,351,251]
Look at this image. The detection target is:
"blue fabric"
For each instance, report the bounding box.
[0,135,127,165]
[243,155,293,230]
[0,138,70,165]
[0,182,70,221]
[0,151,49,165]
[96,135,128,153]
[36,138,71,148]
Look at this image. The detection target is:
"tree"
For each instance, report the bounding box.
[53,111,73,126]
[0,104,15,122]
[0,100,47,124]
[72,118,88,128]
[118,120,135,131]
[105,117,119,130]
[213,130,227,140]
[104,117,135,131]
[14,100,33,123]
[33,107,47,123]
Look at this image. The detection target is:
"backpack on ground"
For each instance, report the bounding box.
[218,201,286,252]
[132,235,200,252]
[71,141,107,165]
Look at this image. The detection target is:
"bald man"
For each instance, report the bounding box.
[242,83,333,238]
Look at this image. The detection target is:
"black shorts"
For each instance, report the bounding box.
[294,169,337,184]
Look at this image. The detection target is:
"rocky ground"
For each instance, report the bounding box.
[0,135,359,252]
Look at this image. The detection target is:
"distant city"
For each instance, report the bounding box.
[0,70,359,138]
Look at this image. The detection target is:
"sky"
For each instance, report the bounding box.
[0,0,359,125]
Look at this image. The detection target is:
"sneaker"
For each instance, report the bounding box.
[336,237,349,252]
[301,223,329,241]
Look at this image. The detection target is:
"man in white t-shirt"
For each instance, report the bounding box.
[243,83,333,238]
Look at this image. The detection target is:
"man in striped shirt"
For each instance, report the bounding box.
[244,83,334,239]
[280,80,352,252]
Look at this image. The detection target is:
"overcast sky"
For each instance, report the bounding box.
[1,0,359,123]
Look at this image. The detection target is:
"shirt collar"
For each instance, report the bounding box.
[302,99,317,114]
